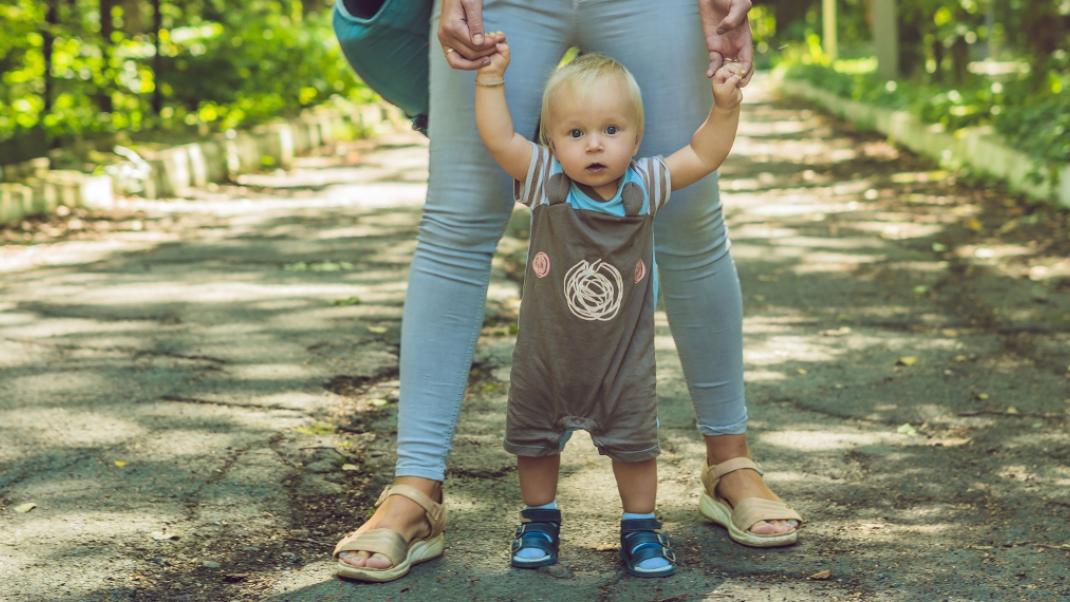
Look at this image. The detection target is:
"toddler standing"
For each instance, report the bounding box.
[474,33,743,577]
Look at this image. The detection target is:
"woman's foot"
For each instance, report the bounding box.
[338,476,439,569]
[706,435,799,536]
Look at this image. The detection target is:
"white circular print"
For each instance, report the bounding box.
[564,259,623,321]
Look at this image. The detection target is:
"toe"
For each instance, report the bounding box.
[364,552,394,569]
[750,519,798,536]
[339,550,368,568]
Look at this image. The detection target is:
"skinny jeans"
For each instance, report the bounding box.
[397,0,747,481]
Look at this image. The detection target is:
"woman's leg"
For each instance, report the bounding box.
[340,0,575,569]
[578,0,796,535]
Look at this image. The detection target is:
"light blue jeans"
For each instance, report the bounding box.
[396,0,747,481]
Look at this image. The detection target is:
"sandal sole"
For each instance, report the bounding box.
[699,492,798,548]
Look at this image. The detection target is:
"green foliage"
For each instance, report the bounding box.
[781,59,1070,164]
[0,0,375,149]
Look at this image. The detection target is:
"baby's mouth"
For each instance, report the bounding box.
[585,162,607,174]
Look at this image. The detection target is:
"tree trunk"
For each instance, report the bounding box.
[99,0,115,113]
[42,0,59,114]
[152,0,163,116]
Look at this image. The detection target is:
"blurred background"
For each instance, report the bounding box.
[0,1,1067,174]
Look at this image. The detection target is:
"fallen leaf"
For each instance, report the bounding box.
[932,242,948,252]
[114,460,128,468]
[1005,406,1020,415]
[976,392,989,401]
[913,285,929,296]
[941,328,958,337]
[896,356,918,366]
[808,569,832,580]
[367,326,387,334]
[14,503,36,513]
[966,217,983,232]
[796,368,808,376]
[341,463,359,472]
[368,398,388,407]
[897,423,919,436]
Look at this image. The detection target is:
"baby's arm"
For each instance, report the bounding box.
[474,33,531,182]
[664,63,744,191]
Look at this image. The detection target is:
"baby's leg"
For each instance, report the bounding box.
[611,458,657,514]
[512,455,562,565]
[518,455,560,506]
[613,458,674,574]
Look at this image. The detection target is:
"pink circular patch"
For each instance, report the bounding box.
[634,259,647,284]
[532,251,551,278]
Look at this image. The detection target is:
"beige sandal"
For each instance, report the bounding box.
[699,457,802,548]
[333,484,446,582]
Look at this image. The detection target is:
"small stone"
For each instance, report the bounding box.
[201,560,221,569]
[539,564,574,579]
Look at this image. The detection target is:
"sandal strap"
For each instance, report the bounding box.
[702,457,764,494]
[731,497,802,532]
[375,484,446,537]
[332,527,406,564]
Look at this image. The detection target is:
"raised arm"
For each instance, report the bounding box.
[474,34,531,182]
[664,63,743,191]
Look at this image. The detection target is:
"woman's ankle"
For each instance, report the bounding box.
[393,476,442,501]
[704,433,750,465]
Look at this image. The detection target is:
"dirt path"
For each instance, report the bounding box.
[1,76,1067,601]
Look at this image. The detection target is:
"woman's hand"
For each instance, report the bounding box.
[711,62,744,110]
[438,0,497,70]
[698,0,754,86]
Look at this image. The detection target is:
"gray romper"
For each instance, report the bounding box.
[504,143,671,462]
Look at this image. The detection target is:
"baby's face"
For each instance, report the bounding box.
[547,77,641,197]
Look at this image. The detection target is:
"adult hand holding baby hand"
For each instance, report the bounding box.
[477,32,510,83]
[439,0,496,70]
[711,62,744,110]
[698,0,754,85]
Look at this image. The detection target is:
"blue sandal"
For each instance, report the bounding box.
[620,518,677,578]
[510,508,561,568]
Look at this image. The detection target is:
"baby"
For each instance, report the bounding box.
[475,34,743,577]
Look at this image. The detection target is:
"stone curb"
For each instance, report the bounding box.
[0,101,398,226]
[775,76,1070,210]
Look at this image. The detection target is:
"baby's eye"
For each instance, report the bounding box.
[568,128,583,139]
[605,125,620,135]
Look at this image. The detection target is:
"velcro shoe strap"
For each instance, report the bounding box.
[620,518,662,533]
[332,528,406,565]
[520,508,561,524]
[731,497,803,532]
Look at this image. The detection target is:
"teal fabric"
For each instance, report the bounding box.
[332,0,431,124]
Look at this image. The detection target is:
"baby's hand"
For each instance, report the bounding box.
[711,61,744,110]
[477,31,510,78]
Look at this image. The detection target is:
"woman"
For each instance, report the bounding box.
[333,0,801,582]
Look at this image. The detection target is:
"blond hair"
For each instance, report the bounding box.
[538,53,644,145]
